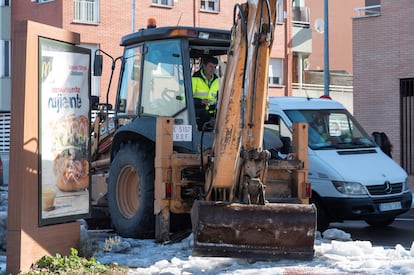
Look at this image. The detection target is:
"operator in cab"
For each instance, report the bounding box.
[192,56,219,130]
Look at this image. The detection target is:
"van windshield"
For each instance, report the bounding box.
[285,109,377,150]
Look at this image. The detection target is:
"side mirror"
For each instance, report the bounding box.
[90,95,100,110]
[280,136,292,154]
[93,54,103,76]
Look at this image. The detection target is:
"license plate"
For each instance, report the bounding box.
[173,125,192,142]
[379,201,402,212]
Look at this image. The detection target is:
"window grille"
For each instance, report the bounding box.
[152,0,173,6]
[0,113,10,152]
[73,0,100,24]
[400,78,414,173]
[201,0,219,12]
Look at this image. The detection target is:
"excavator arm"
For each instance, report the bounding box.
[205,0,274,203]
[191,0,316,260]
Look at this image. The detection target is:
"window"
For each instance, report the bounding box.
[140,40,186,117]
[0,40,10,77]
[268,58,283,85]
[285,109,375,150]
[118,46,143,115]
[0,0,10,6]
[0,113,10,152]
[73,0,100,24]
[201,0,219,12]
[118,40,187,122]
[39,0,55,3]
[152,0,173,7]
[276,0,284,23]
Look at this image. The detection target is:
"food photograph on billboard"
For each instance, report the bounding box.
[38,37,91,225]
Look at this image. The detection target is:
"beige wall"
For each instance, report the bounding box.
[307,0,364,74]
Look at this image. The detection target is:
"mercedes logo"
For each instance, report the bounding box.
[383,181,392,194]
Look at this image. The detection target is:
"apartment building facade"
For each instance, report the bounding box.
[353,0,411,171]
[4,0,361,181]
[11,0,293,104]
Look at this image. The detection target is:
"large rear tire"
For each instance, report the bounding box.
[107,142,155,238]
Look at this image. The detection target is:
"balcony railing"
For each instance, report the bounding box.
[354,5,381,18]
[293,83,353,93]
[73,0,100,24]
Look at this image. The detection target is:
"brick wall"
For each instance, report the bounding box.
[13,0,292,103]
[353,0,414,166]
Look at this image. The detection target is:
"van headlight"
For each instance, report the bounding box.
[332,181,368,195]
[403,178,409,191]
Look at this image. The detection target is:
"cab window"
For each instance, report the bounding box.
[140,40,187,119]
[118,46,142,115]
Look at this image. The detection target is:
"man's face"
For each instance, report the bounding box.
[203,62,217,79]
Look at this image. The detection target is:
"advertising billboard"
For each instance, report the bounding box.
[38,37,91,225]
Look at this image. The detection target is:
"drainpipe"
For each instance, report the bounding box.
[324,0,330,96]
[193,0,196,27]
[298,53,303,91]
[132,0,135,32]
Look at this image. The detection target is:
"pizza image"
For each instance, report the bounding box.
[52,115,89,192]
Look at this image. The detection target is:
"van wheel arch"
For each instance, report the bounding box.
[364,217,395,227]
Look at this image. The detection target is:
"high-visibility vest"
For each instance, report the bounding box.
[192,69,219,113]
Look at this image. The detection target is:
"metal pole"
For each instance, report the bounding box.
[132,0,135,32]
[324,0,329,96]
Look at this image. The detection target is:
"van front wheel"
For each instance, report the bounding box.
[310,196,330,232]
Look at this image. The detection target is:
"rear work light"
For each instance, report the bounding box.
[165,182,172,199]
[169,28,197,38]
[306,182,312,198]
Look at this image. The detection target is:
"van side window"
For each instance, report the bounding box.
[264,114,292,156]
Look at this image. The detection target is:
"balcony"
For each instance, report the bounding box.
[353,5,381,18]
[292,7,311,54]
[73,0,100,24]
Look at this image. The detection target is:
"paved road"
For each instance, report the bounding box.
[329,208,414,249]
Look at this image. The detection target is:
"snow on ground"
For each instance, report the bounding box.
[0,192,413,274]
[84,229,414,275]
[81,225,414,275]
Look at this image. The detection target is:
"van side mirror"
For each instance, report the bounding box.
[93,54,103,76]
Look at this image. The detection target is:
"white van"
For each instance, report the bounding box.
[265,96,412,231]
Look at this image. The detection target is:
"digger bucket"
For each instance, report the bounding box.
[191,200,316,260]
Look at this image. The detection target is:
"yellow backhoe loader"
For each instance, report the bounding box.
[91,0,316,260]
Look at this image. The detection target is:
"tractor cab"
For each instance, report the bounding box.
[110,26,231,150]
